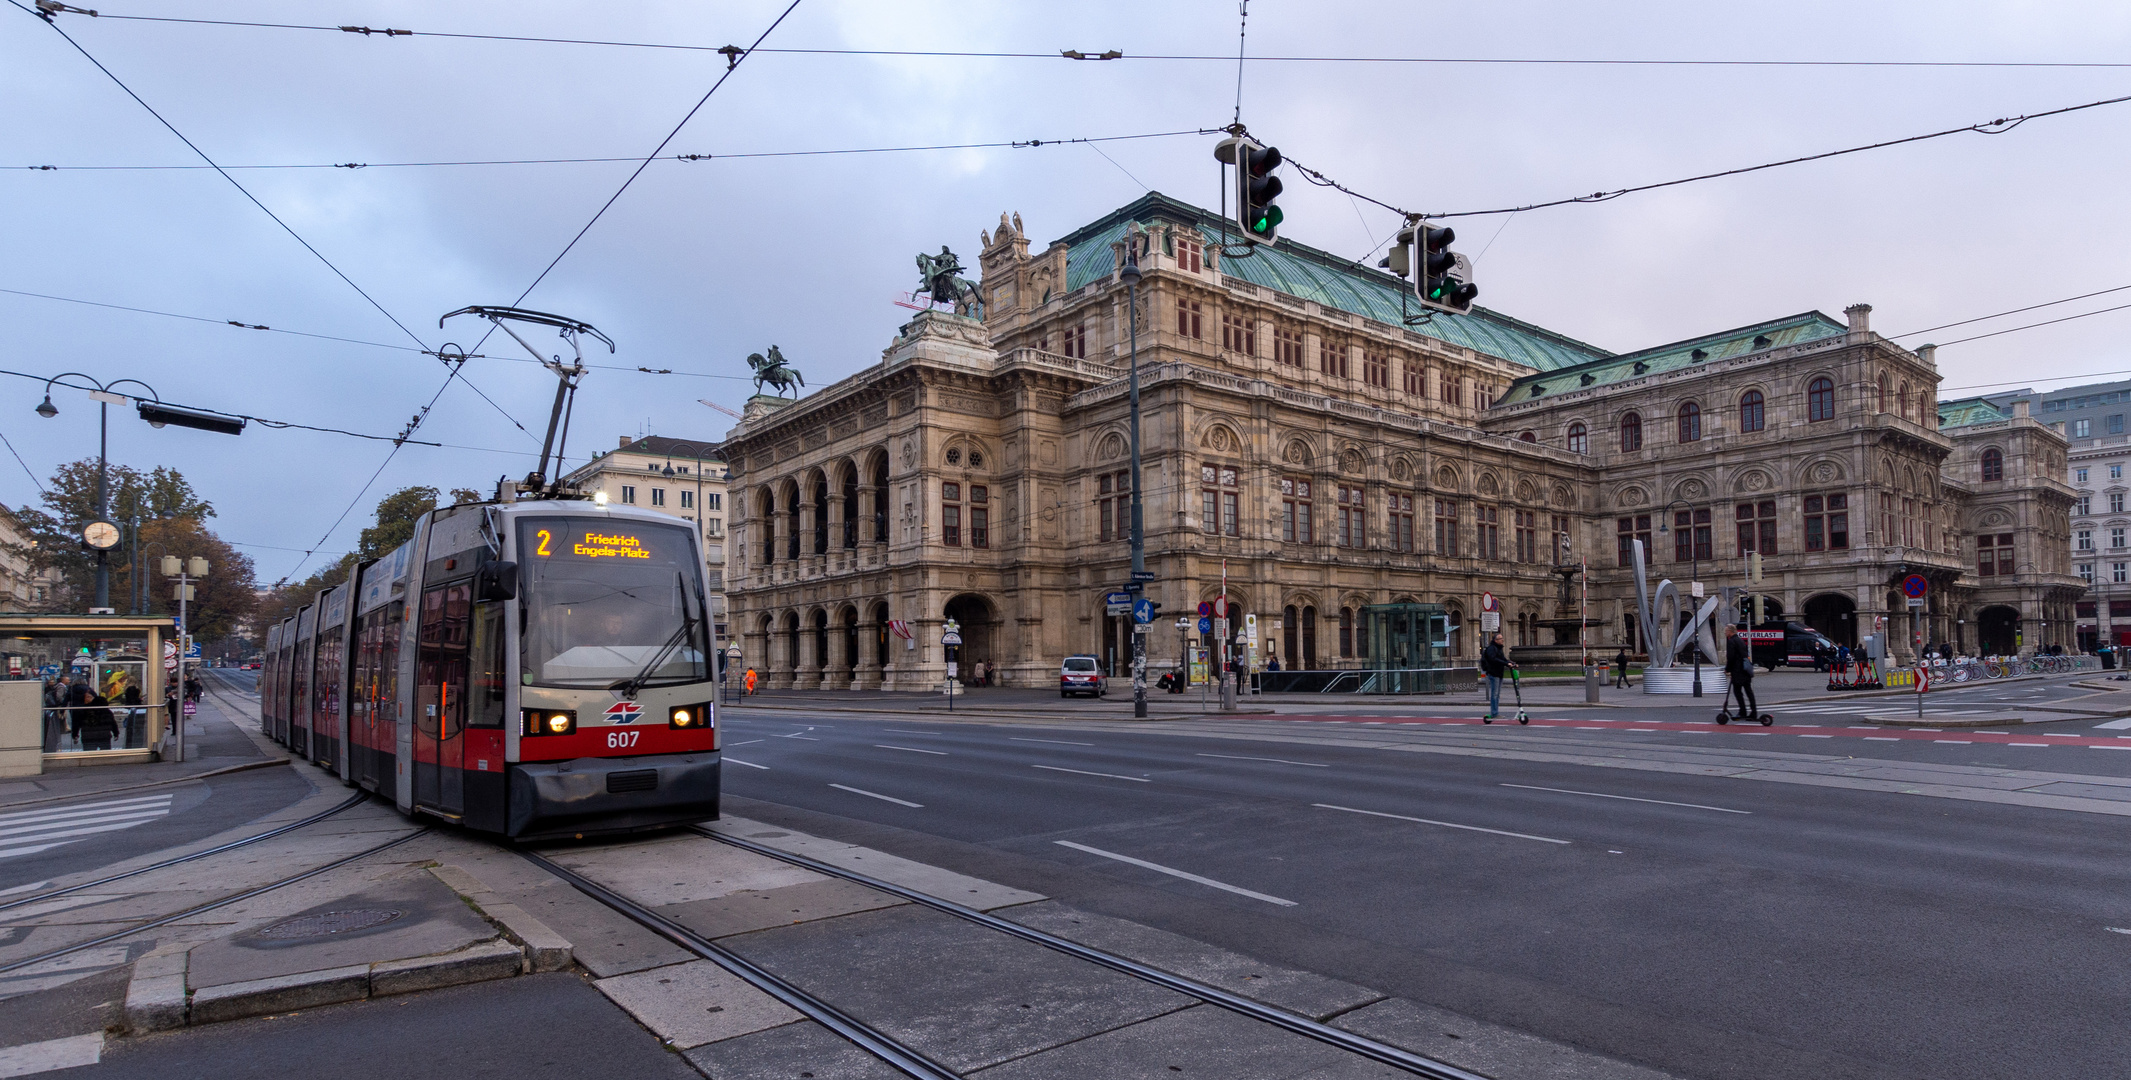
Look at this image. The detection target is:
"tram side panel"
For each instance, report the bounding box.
[309,584,349,772]
[401,507,509,831]
[275,618,297,746]
[350,542,410,797]
[291,607,317,756]
[260,622,282,743]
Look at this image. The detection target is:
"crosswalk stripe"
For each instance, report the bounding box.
[0,795,173,828]
[0,794,176,862]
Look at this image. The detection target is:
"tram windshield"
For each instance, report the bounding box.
[517,518,709,688]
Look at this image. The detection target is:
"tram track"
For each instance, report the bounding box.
[0,791,369,915]
[522,823,1484,1080]
[0,826,429,976]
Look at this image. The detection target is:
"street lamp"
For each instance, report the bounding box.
[1655,499,1709,697]
[36,374,161,613]
[1120,234,1148,718]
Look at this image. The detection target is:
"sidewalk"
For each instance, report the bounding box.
[0,686,283,811]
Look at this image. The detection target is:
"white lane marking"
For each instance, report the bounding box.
[2041,734,2082,739]
[2109,927,2131,934]
[0,1032,102,1076]
[1799,734,1835,738]
[1009,737,1094,746]
[1499,783,1750,815]
[827,784,922,808]
[1933,740,1973,744]
[874,744,948,756]
[2007,742,2052,747]
[723,757,769,769]
[1054,841,1295,907]
[2094,717,2131,730]
[1195,753,1329,768]
[2089,744,2131,750]
[0,844,70,861]
[0,795,174,828]
[1864,737,1900,741]
[1032,765,1149,783]
[1908,728,1943,733]
[1314,803,1571,845]
[0,881,50,899]
[882,729,942,736]
[727,739,764,746]
[3,816,179,846]
[776,734,820,741]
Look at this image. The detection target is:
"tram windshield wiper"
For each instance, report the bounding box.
[610,573,700,698]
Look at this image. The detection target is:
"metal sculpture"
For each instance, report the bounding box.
[914,246,982,317]
[748,345,804,397]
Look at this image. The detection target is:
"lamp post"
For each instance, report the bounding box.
[162,554,207,762]
[35,375,243,615]
[1655,499,1708,697]
[1121,235,1148,718]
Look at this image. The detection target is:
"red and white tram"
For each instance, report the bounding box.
[263,498,720,839]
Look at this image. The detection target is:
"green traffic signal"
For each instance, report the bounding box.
[1247,205,1284,236]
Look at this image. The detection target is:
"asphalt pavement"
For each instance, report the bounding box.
[714,702,2131,1080]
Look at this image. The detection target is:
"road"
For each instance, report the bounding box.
[716,696,2131,1080]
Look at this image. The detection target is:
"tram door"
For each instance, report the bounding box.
[414,582,471,816]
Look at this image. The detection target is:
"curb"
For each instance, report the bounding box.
[126,939,528,1034]
[429,864,574,972]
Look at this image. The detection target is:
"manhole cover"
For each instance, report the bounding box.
[254,909,405,940]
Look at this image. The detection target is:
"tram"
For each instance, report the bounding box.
[262,497,720,839]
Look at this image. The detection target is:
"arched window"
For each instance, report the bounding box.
[1898,383,1910,421]
[1677,401,1702,443]
[1877,374,1888,414]
[1567,422,1589,455]
[1620,412,1643,452]
[1518,431,1537,443]
[1739,390,1765,433]
[1808,377,1836,421]
[1339,607,1354,658]
[1981,447,2004,482]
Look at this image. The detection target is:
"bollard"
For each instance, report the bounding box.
[1585,665,1601,704]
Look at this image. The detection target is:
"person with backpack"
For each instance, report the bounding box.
[1480,633,1515,720]
[75,690,118,751]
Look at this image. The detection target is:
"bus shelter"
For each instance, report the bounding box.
[1362,602,1454,693]
[0,615,177,776]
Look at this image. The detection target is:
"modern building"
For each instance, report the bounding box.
[717,194,2080,690]
[560,436,731,644]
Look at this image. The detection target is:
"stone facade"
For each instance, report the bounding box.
[718,194,2080,690]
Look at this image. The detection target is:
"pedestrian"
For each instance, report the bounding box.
[121,681,144,748]
[1480,632,1515,720]
[76,690,117,751]
[41,676,68,753]
[1612,647,1630,688]
[743,668,758,696]
[971,660,986,688]
[1724,625,1758,719]
[184,674,202,703]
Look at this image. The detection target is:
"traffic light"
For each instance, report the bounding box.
[1379,224,1414,278]
[1747,552,1763,582]
[1416,224,1477,314]
[1215,137,1284,244]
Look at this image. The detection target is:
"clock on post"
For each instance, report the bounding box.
[81,520,120,550]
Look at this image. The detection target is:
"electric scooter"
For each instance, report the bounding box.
[1482,668,1530,725]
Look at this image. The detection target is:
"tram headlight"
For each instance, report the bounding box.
[523,709,576,736]
[668,704,709,729]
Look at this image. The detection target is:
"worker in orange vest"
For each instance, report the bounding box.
[744,668,758,696]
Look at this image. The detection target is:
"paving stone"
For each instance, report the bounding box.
[188,964,371,1025]
[662,877,908,940]
[1003,901,1382,1020]
[706,817,1045,911]
[548,832,822,907]
[682,1019,911,1080]
[504,877,692,977]
[1333,998,1684,1080]
[723,904,1189,1071]
[595,960,802,1050]
[971,1004,1407,1079]
[185,872,494,989]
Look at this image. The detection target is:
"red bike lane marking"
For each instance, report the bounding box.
[1281,714,2131,748]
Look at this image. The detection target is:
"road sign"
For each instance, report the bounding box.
[1479,591,1499,612]
[1105,590,1133,615]
[1901,574,1929,599]
[1481,611,1501,632]
[1215,617,1230,640]
[1213,597,1227,618]
[185,643,202,659]
[1244,613,1258,645]
[1132,597,1155,624]
[726,645,742,660]
[941,631,963,646]
[1906,598,1925,608]
[1197,601,1214,618]
[1131,570,1156,582]
[1198,616,1213,634]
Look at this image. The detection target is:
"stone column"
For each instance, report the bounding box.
[824,613,848,688]
[828,494,848,553]
[855,612,882,689]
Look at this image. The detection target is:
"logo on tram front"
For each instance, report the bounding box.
[603,701,642,724]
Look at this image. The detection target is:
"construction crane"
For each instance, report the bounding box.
[698,399,743,421]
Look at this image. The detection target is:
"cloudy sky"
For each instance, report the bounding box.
[6,0,2129,582]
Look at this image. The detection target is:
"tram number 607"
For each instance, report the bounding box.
[607,730,641,749]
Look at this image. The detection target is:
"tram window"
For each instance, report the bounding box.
[517,518,709,688]
[469,602,507,728]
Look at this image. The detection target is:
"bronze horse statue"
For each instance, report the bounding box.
[748,345,803,397]
[914,246,982,318]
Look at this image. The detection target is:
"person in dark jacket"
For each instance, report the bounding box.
[1724,625,1757,718]
[75,691,118,751]
[1480,633,1515,719]
[1612,647,1630,689]
[42,676,68,752]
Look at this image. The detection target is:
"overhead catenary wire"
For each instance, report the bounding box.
[1887,284,2131,340]
[12,128,1217,171]
[0,367,440,446]
[55,11,2131,68]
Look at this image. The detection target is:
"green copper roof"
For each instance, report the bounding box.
[1937,396,2010,429]
[1504,312,1848,401]
[1053,194,1613,372]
